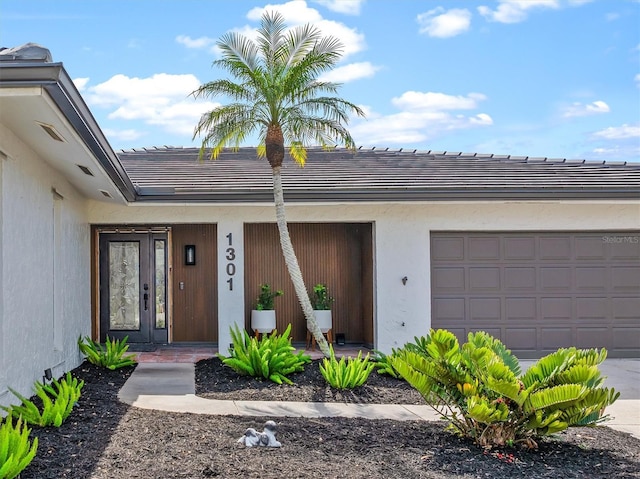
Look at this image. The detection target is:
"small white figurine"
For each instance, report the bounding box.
[237,420,282,448]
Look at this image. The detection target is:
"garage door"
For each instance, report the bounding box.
[431,232,640,358]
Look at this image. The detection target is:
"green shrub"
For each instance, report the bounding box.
[78,335,137,370]
[254,284,283,311]
[373,350,401,379]
[311,283,334,310]
[0,416,38,479]
[1,372,84,428]
[320,345,375,389]
[391,329,620,449]
[219,324,310,384]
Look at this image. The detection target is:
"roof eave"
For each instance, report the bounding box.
[0,61,137,202]
[130,187,640,203]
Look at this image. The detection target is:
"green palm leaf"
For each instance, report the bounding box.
[525,384,586,412]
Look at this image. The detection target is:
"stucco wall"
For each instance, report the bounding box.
[0,125,90,408]
[87,199,640,354]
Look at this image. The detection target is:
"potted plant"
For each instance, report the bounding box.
[251,284,283,335]
[311,283,334,334]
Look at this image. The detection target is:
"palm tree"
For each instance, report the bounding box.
[192,11,364,357]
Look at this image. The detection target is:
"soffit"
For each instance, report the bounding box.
[0,62,132,203]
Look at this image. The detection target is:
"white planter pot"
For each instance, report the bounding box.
[314,310,333,333]
[251,310,276,334]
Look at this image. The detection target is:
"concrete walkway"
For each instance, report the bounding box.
[118,360,640,439]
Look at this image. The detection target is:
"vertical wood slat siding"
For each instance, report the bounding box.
[360,223,374,346]
[244,223,373,343]
[172,224,218,341]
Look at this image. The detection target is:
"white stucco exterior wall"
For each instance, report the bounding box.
[87,199,640,354]
[217,218,245,354]
[0,125,90,408]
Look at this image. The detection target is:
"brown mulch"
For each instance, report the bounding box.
[17,359,640,479]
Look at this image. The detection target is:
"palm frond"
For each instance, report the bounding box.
[191,9,363,159]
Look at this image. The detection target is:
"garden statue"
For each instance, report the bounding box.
[237,420,281,448]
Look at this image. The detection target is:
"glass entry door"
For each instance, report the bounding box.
[99,232,168,343]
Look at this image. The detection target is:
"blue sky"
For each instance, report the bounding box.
[2,0,639,161]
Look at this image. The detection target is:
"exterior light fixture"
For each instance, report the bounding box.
[185,245,196,265]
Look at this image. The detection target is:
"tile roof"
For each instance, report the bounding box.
[116,146,640,203]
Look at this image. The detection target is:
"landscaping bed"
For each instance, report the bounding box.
[18,359,640,478]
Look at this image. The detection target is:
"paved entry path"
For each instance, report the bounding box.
[118,360,640,439]
[118,362,441,421]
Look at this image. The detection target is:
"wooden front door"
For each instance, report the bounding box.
[99,232,168,343]
[171,224,218,342]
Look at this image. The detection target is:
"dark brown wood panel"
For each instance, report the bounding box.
[172,224,218,342]
[244,223,373,344]
[359,223,374,346]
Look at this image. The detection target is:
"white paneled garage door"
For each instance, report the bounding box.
[431,232,640,358]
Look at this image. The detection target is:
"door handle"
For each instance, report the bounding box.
[143,283,149,311]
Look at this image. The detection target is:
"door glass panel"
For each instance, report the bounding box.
[109,242,140,330]
[154,240,166,328]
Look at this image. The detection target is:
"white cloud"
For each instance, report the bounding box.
[176,35,216,50]
[605,12,620,21]
[248,0,322,24]
[635,73,640,88]
[349,90,492,146]
[73,77,89,91]
[103,128,144,142]
[246,1,365,58]
[417,8,471,38]
[319,62,380,82]
[478,0,578,24]
[84,73,218,137]
[312,0,365,15]
[177,2,366,59]
[392,91,486,111]
[590,144,640,162]
[592,124,640,140]
[562,100,610,118]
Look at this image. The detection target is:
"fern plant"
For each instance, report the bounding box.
[320,345,375,389]
[391,329,620,449]
[1,372,84,428]
[78,335,137,370]
[0,416,38,479]
[219,324,310,384]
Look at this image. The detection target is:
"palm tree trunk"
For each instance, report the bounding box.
[271,166,330,357]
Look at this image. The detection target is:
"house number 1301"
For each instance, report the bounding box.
[225,233,236,290]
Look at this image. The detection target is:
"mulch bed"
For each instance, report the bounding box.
[16,359,640,479]
[195,356,426,404]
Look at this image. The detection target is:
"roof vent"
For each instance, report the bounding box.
[76,164,94,176]
[99,190,113,198]
[37,122,65,142]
